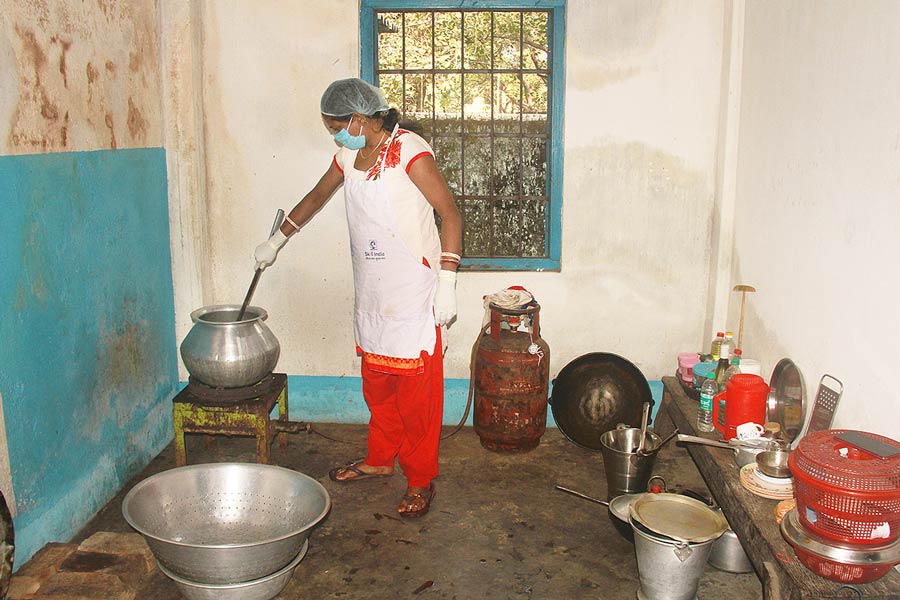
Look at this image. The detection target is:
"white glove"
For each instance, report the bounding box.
[433,269,457,326]
[254,230,289,270]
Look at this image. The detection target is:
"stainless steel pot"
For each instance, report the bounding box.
[709,528,754,573]
[180,305,280,388]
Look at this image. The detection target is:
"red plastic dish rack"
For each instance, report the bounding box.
[790,429,900,545]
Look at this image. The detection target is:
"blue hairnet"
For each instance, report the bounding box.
[320,78,389,117]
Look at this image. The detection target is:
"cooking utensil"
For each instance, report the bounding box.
[122,463,331,585]
[237,210,285,322]
[767,358,806,446]
[651,428,679,454]
[781,507,900,584]
[157,540,309,600]
[636,402,650,453]
[676,434,770,468]
[709,528,754,573]
[732,284,756,350]
[549,353,653,451]
[180,305,280,388]
[600,426,662,500]
[756,448,792,479]
[804,374,844,436]
[554,485,609,506]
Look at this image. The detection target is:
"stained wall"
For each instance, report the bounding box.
[186,0,726,402]
[0,1,176,564]
[727,0,900,439]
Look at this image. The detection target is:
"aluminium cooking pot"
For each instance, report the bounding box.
[550,353,653,451]
[180,305,280,388]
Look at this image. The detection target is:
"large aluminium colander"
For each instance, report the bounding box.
[122,463,331,584]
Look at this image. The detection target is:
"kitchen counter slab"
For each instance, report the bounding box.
[659,376,900,600]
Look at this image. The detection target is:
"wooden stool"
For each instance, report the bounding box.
[172,373,288,466]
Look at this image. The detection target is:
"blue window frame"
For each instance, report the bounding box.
[360,0,565,271]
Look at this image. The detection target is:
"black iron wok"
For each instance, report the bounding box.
[550,352,653,451]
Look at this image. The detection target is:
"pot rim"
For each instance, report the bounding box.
[190,304,268,324]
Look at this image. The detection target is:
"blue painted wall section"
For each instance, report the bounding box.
[0,148,178,565]
[284,376,664,427]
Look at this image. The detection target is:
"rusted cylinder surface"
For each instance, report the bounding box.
[473,304,550,452]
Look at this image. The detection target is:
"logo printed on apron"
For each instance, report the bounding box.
[365,239,386,261]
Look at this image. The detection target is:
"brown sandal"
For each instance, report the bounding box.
[328,460,393,483]
[398,483,436,519]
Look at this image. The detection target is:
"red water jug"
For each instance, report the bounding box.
[712,373,769,440]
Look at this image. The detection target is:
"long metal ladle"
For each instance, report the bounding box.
[236,209,285,321]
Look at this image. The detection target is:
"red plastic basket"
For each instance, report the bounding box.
[790,430,900,545]
[790,545,895,584]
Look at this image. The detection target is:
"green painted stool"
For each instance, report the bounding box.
[172,373,288,466]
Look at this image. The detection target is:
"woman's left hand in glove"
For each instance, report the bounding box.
[433,270,457,326]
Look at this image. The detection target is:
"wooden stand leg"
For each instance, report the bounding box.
[256,415,270,465]
[173,405,187,467]
[277,382,289,450]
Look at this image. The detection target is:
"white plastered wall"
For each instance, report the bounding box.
[168,0,727,384]
[728,1,900,439]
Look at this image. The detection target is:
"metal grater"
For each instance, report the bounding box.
[806,374,843,435]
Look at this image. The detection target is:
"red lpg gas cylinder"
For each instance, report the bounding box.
[473,302,550,452]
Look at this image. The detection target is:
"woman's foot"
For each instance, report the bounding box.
[397,483,435,518]
[328,460,393,483]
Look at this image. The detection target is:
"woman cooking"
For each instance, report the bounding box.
[254,78,462,519]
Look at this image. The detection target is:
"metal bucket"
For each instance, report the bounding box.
[599,426,661,500]
[631,519,715,600]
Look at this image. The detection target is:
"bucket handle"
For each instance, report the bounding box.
[647,475,667,493]
[673,542,693,562]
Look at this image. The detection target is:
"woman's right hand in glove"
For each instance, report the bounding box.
[254,230,289,270]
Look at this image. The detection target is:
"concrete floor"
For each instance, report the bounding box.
[72,424,763,599]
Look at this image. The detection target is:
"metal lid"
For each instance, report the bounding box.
[780,508,900,565]
[628,493,728,544]
[767,358,806,445]
[608,492,645,523]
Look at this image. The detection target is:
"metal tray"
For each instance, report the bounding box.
[766,358,806,445]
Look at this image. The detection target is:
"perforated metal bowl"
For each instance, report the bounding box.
[122,463,330,584]
[158,541,308,600]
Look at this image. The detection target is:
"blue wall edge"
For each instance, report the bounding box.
[224,376,664,427]
[12,398,175,565]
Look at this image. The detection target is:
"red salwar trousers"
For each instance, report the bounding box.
[361,328,443,488]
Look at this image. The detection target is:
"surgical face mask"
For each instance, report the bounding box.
[334,116,366,150]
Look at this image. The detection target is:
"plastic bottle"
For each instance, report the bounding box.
[721,332,735,362]
[714,343,731,392]
[698,371,717,432]
[723,348,742,386]
[710,332,724,361]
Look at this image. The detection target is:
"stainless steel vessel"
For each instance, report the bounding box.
[180,305,280,388]
[122,463,330,585]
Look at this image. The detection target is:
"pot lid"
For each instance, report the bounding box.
[608,492,645,523]
[781,508,900,565]
[767,358,806,445]
[629,493,727,544]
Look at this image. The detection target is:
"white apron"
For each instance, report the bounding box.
[344,133,438,359]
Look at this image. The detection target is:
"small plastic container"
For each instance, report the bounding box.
[738,358,761,376]
[678,352,701,382]
[692,362,716,389]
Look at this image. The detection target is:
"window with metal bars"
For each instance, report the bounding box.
[361,0,565,271]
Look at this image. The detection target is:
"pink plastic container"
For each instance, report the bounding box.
[677,352,701,382]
